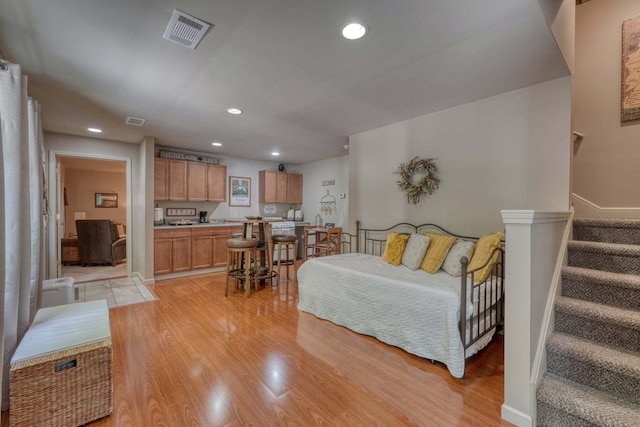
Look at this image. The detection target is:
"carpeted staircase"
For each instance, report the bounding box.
[536,218,640,427]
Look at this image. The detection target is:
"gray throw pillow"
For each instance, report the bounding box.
[441,239,476,277]
[401,234,430,270]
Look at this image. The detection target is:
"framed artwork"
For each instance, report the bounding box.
[229,176,251,207]
[622,15,640,121]
[95,192,118,208]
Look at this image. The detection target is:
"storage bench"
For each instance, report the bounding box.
[10,300,112,426]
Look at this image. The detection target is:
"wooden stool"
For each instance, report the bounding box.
[225,238,259,298]
[271,234,298,284]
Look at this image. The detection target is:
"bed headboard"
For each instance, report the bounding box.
[355,220,479,256]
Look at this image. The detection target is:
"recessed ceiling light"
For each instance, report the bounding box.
[271,152,280,156]
[211,142,222,147]
[227,108,243,115]
[87,127,102,133]
[342,22,367,40]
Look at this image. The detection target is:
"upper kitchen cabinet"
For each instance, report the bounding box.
[154,158,169,200]
[287,173,303,204]
[187,161,207,201]
[206,164,227,202]
[154,157,227,202]
[259,170,303,204]
[168,159,188,201]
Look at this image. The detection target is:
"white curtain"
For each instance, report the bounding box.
[0,61,45,410]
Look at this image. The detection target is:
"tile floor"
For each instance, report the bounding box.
[75,276,157,308]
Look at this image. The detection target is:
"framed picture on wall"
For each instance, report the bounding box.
[95,192,118,208]
[229,176,251,207]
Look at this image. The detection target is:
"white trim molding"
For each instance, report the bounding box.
[572,193,640,219]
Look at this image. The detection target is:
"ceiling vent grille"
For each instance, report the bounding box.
[162,9,211,49]
[125,116,146,127]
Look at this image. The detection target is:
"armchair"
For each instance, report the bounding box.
[76,219,126,266]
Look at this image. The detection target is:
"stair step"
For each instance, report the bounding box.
[567,240,640,275]
[562,266,640,311]
[573,218,640,245]
[554,296,640,352]
[546,332,640,405]
[537,373,640,427]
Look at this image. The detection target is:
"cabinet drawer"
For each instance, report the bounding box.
[155,228,192,239]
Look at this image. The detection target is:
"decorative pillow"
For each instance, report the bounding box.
[441,239,476,277]
[420,232,456,274]
[382,232,409,266]
[401,234,430,270]
[467,231,504,282]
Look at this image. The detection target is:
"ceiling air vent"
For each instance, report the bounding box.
[125,116,146,127]
[162,9,211,49]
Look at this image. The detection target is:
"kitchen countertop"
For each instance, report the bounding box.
[154,222,243,230]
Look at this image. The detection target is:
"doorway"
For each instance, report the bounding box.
[56,155,129,283]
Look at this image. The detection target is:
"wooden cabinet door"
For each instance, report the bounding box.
[187,162,207,201]
[287,173,303,204]
[169,160,188,201]
[207,164,226,202]
[259,170,276,203]
[154,158,169,201]
[172,237,192,272]
[154,237,173,275]
[212,226,238,268]
[275,172,288,203]
[191,232,213,270]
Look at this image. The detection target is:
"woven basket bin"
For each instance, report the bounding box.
[10,338,112,427]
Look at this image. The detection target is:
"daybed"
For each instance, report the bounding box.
[297,221,504,378]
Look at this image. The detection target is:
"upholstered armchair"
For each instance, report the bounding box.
[76,219,126,266]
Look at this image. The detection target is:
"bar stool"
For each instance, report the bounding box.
[225,238,259,298]
[271,234,298,284]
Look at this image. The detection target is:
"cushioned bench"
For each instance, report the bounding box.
[10,300,112,426]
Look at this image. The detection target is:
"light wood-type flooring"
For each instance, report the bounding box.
[2,267,514,426]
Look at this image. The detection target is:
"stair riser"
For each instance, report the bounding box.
[546,351,640,405]
[562,278,640,311]
[537,401,597,427]
[567,250,640,275]
[554,311,640,353]
[573,225,640,246]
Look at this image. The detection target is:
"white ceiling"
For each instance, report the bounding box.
[0,0,569,164]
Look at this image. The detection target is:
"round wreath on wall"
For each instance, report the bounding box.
[394,156,440,205]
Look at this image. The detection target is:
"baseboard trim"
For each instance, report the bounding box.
[502,404,533,427]
[573,193,640,219]
[134,271,155,286]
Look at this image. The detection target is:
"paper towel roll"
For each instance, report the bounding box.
[154,208,164,223]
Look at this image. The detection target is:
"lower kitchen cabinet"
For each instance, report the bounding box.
[154,228,192,275]
[156,226,242,275]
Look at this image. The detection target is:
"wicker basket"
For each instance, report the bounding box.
[10,338,112,426]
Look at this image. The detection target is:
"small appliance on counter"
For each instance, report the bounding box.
[199,211,208,223]
[294,210,303,221]
[154,207,165,225]
[287,208,295,221]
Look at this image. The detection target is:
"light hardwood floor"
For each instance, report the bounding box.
[2,267,514,426]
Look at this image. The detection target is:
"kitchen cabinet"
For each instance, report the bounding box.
[187,162,208,201]
[286,173,303,204]
[168,159,188,201]
[191,228,214,270]
[212,226,241,267]
[154,158,169,201]
[259,170,303,204]
[206,164,227,202]
[154,228,192,275]
[154,158,226,202]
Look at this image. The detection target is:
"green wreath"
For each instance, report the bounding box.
[394,157,440,205]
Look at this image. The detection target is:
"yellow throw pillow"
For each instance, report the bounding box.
[381,232,409,266]
[420,232,456,274]
[467,231,504,282]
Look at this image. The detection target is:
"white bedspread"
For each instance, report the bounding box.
[297,253,498,378]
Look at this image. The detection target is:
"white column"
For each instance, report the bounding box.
[500,210,571,427]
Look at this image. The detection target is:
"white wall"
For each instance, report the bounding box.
[348,76,572,237]
[298,156,349,230]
